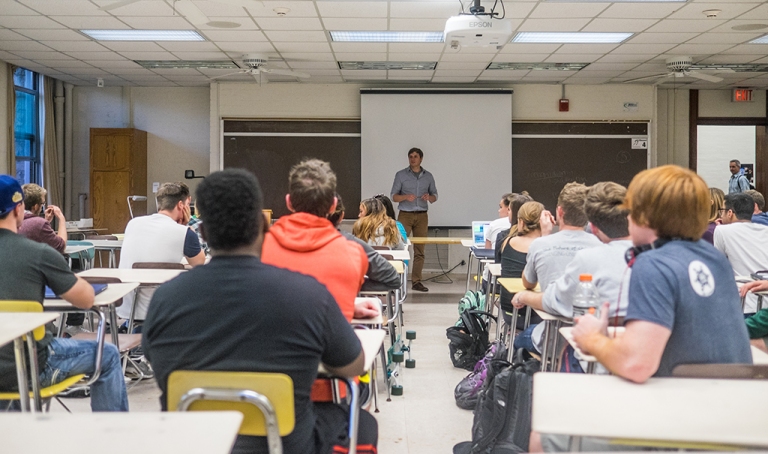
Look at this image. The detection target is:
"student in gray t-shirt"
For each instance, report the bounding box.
[515,182,601,353]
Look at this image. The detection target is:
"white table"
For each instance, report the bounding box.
[375,248,410,261]
[78,268,184,285]
[0,312,60,412]
[64,244,95,269]
[532,372,768,450]
[0,412,243,454]
[87,239,123,268]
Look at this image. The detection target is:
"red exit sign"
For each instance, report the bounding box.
[732,89,753,102]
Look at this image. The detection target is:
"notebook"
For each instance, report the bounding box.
[45,283,108,299]
[471,221,491,248]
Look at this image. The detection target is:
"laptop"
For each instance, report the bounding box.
[471,221,491,248]
[45,283,108,299]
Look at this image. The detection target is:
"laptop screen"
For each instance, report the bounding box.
[471,221,491,247]
[44,283,108,299]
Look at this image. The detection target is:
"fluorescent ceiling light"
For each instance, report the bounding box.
[487,62,589,71]
[80,30,205,41]
[545,0,685,2]
[330,31,443,43]
[512,32,632,44]
[339,61,437,70]
[135,60,238,69]
[690,63,768,72]
[749,35,768,44]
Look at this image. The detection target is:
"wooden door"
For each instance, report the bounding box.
[92,171,131,234]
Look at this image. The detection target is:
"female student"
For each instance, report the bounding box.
[354,197,406,249]
[499,201,545,327]
[702,187,724,244]
[374,194,408,243]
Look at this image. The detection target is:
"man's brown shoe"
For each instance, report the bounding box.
[412,282,429,292]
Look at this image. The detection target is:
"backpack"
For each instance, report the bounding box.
[453,357,540,454]
[446,309,496,371]
[455,291,486,326]
[454,340,507,410]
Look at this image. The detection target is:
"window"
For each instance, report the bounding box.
[14,67,41,185]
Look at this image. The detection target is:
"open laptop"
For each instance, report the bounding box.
[44,283,108,299]
[471,221,491,248]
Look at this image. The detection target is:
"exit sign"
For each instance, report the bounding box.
[733,89,753,102]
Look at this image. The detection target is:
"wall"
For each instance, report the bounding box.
[697,125,755,191]
[655,88,690,168]
[699,90,766,118]
[72,86,209,217]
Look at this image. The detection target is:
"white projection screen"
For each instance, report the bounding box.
[361,89,512,227]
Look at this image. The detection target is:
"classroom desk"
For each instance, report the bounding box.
[533,309,572,372]
[558,326,625,373]
[351,297,384,326]
[410,237,470,245]
[78,268,184,284]
[45,283,140,348]
[87,239,123,268]
[376,248,410,262]
[532,372,768,450]
[0,412,243,454]
[497,278,540,357]
[0,312,60,412]
[64,244,95,269]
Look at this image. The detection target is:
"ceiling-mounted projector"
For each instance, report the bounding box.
[444,1,512,50]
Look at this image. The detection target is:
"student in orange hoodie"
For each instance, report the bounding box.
[262,158,378,321]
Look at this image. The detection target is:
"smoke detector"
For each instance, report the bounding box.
[273,7,290,16]
[703,9,721,18]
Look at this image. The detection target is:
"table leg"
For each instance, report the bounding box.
[13,337,31,412]
[569,436,582,452]
[25,334,42,412]
[540,321,551,372]
[465,251,473,292]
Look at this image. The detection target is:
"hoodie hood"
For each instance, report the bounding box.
[267,212,340,252]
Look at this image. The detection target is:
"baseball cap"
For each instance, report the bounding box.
[0,175,24,217]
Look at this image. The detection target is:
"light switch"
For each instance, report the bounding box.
[152,182,159,193]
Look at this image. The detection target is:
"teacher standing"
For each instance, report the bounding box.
[391,147,438,292]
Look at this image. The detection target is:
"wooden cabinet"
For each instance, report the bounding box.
[90,128,147,234]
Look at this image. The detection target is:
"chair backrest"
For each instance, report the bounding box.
[0,301,46,341]
[672,363,768,379]
[132,262,186,270]
[167,370,295,438]
[85,234,119,240]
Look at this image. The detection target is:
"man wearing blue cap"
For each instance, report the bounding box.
[0,175,128,411]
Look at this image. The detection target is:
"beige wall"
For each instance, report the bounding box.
[655,88,690,168]
[699,89,766,118]
[72,86,209,217]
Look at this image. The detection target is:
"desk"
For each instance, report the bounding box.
[558,326,624,373]
[409,237,469,245]
[376,248,410,262]
[0,312,60,412]
[64,244,95,269]
[87,239,123,268]
[532,373,768,450]
[351,297,384,326]
[533,309,572,372]
[752,345,768,365]
[79,268,184,285]
[0,412,243,454]
[497,278,540,357]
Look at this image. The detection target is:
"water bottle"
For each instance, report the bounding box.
[572,273,600,318]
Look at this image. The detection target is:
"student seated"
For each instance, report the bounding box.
[0,175,128,412]
[328,193,400,292]
[745,189,768,226]
[374,194,408,243]
[485,192,513,249]
[534,165,752,452]
[512,182,634,372]
[143,169,377,454]
[702,187,724,244]
[354,197,406,250]
[514,183,600,355]
[742,280,768,352]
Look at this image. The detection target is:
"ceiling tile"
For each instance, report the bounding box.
[245,1,319,18]
[101,42,166,51]
[264,30,327,42]
[554,44,619,54]
[389,19,446,31]
[41,41,109,52]
[303,69,341,76]
[610,43,676,54]
[0,1,38,15]
[286,61,339,69]
[389,2,461,19]
[626,33,699,44]
[517,18,591,32]
[280,52,336,61]
[119,16,195,29]
[341,69,386,77]
[40,59,96,68]
[0,15,66,28]
[95,0,175,16]
[388,43,445,53]
[667,43,735,54]
[498,43,561,54]
[386,69,434,78]
[272,42,331,53]
[529,2,609,19]
[440,53,492,62]
[331,42,387,53]
[201,30,268,41]
[195,17,259,30]
[171,51,230,59]
[17,29,89,41]
[562,70,621,78]
[387,52,442,61]
[47,15,129,29]
[668,2,758,20]
[437,61,488,70]
[720,44,768,55]
[645,19,725,33]
[446,46,500,54]
[434,69,481,77]
[152,67,206,75]
[10,51,74,61]
[0,41,53,52]
[158,41,221,51]
[493,53,550,63]
[479,69,530,78]
[62,51,127,60]
[317,2,388,18]
[431,76,478,83]
[116,51,178,60]
[685,32,761,44]
[322,18,387,30]
[255,17,323,30]
[0,29,28,40]
[68,67,113,75]
[192,1,248,17]
[334,52,386,60]
[708,20,768,33]
[220,42,277,53]
[18,0,108,16]
[93,60,146,69]
[582,19,658,33]
[697,55,764,64]
[545,54,602,63]
[581,62,637,71]
[300,75,343,83]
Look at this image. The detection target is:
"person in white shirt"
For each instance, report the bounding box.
[714,192,768,314]
[484,193,513,248]
[118,182,205,322]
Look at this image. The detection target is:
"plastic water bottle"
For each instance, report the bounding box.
[572,274,600,319]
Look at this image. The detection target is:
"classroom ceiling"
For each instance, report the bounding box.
[1,0,768,88]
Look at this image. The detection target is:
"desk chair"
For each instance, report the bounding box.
[168,371,295,454]
[672,364,768,379]
[85,234,119,267]
[0,301,103,412]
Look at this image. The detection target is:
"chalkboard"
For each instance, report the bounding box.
[512,123,648,212]
[222,120,361,219]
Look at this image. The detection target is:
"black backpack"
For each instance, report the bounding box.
[454,340,507,410]
[453,357,540,454]
[446,309,496,371]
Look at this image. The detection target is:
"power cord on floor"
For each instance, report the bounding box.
[423,229,463,284]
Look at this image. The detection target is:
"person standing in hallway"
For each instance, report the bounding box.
[391,147,438,292]
[728,159,750,194]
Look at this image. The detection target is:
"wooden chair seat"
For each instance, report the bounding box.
[132,262,185,270]
[73,333,142,353]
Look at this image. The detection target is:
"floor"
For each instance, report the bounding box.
[50,274,477,454]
